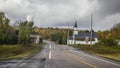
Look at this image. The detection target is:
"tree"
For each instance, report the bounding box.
[0,11,17,44]
[50,32,67,44]
[97,30,104,39]
[98,23,120,46]
[19,21,34,45]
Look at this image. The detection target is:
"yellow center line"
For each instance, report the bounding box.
[64,50,99,68]
[56,44,99,68]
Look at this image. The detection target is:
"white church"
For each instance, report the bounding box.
[67,21,98,45]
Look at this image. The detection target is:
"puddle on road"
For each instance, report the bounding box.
[0,61,19,65]
[0,58,46,68]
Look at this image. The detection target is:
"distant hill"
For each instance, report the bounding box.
[34,27,70,39]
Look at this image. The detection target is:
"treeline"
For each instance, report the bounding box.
[0,12,17,44]
[35,24,120,45]
[0,11,34,45]
[50,32,67,44]
[34,28,69,44]
[97,23,120,46]
[34,28,96,44]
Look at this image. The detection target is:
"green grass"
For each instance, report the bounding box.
[0,44,44,60]
[70,44,120,61]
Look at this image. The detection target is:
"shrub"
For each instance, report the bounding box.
[100,38,117,46]
[104,38,117,46]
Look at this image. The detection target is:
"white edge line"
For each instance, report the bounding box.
[73,50,120,67]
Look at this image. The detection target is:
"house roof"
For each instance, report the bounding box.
[75,32,98,38]
[68,32,98,40]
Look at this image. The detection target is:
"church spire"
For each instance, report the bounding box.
[74,21,77,28]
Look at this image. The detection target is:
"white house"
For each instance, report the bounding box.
[30,34,42,44]
[118,41,120,45]
[116,40,120,45]
[67,21,98,45]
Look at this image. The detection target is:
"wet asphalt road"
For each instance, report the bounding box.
[0,40,120,68]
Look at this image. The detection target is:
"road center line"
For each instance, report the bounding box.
[49,45,52,59]
[64,50,98,68]
[56,45,98,68]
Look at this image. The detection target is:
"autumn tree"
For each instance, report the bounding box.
[19,21,34,45]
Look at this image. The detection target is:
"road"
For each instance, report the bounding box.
[0,40,120,68]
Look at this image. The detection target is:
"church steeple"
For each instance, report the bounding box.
[74,21,78,30]
[73,21,78,35]
[73,21,78,44]
[74,21,77,28]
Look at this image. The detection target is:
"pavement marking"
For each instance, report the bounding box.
[49,45,52,59]
[56,45,98,68]
[64,50,99,68]
[73,50,120,67]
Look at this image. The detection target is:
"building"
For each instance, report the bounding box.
[116,40,120,45]
[67,21,98,45]
[118,41,120,45]
[30,34,42,44]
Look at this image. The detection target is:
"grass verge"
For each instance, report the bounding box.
[70,44,120,61]
[0,44,44,61]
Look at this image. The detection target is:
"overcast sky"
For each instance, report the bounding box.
[0,0,120,31]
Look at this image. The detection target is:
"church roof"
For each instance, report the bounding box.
[68,32,98,40]
[75,32,98,38]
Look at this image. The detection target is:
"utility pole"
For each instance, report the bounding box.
[90,13,93,47]
[67,29,69,50]
[67,29,69,45]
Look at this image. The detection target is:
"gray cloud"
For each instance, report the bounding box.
[98,0,120,15]
[0,0,120,31]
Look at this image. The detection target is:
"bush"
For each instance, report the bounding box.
[100,38,117,46]
[91,45,119,54]
[105,38,117,46]
[0,45,42,60]
[71,44,120,54]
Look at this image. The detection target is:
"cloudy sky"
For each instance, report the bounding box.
[0,0,120,31]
